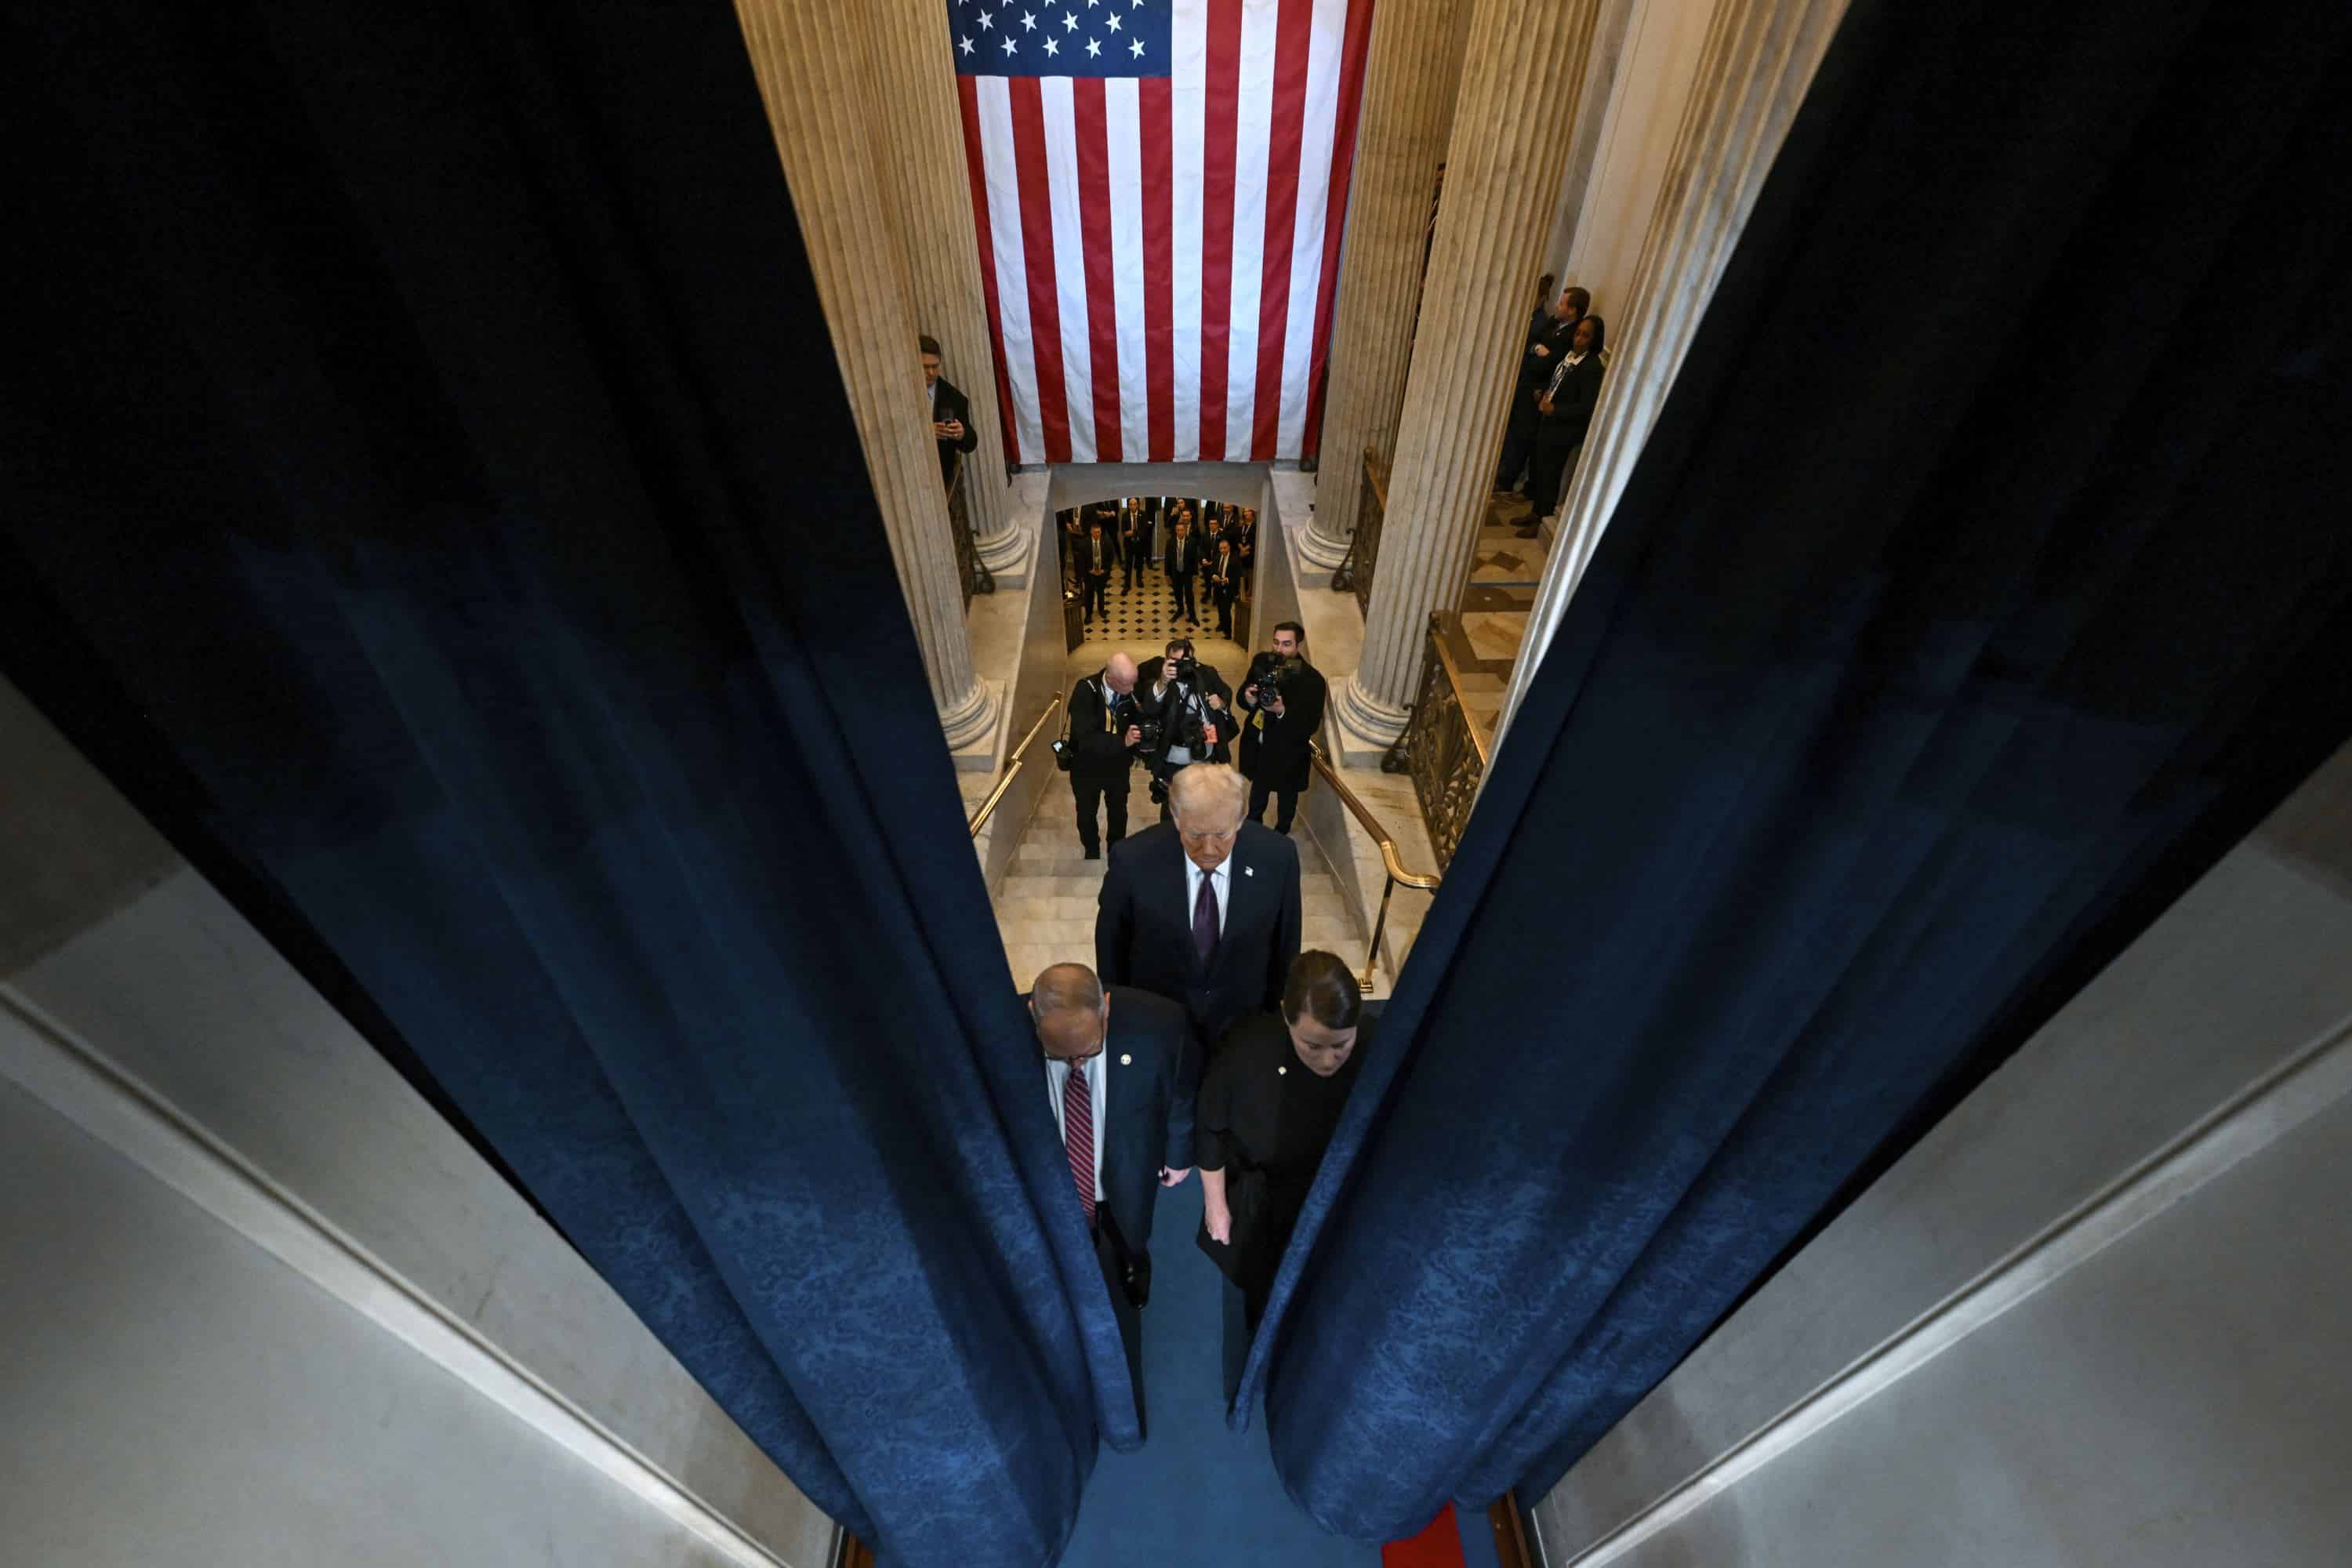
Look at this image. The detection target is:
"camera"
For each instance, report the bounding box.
[1247,652,1305,706]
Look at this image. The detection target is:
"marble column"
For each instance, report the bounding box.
[1299,0,1463,579]
[731,0,1000,753]
[1329,0,1603,753]
[868,0,1026,582]
[1492,0,1852,750]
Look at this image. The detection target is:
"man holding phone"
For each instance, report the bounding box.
[921,333,979,492]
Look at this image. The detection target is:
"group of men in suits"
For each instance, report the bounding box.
[1069,499,1256,630]
[1025,763,1305,1427]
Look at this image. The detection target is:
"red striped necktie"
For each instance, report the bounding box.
[1063,1059,1095,1229]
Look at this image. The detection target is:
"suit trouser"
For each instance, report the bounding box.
[1094,1214,1146,1436]
[1495,414,1537,491]
[1213,589,1235,636]
[1122,542,1149,589]
[1528,436,1584,521]
[1083,573,1109,619]
[1072,770,1130,851]
[1171,575,1198,621]
[1248,775,1300,833]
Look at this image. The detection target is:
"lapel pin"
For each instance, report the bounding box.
[1119,1054,1131,1066]
[1278,1065,1287,1075]
[1245,865,1254,877]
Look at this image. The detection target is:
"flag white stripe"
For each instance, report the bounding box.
[1169,2,1208,462]
[1038,78,1097,464]
[1278,0,1348,455]
[1104,79,1151,462]
[1224,0,1279,460]
[975,79,1043,465]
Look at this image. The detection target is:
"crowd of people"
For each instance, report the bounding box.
[1495,276,1609,538]
[1061,497,1258,636]
[1025,759,1369,1415]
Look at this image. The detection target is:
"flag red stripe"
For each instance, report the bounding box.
[1196,0,1245,460]
[1300,0,1374,461]
[1072,79,1123,463]
[1250,0,1316,460]
[1007,78,1070,463]
[958,78,1019,466]
[1140,77,1175,462]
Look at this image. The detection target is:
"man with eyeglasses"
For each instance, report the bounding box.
[1094,763,1303,1069]
[1029,963,1193,1413]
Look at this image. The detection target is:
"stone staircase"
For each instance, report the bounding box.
[990,791,1361,993]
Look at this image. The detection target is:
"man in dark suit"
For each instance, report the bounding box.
[1495,286,1587,497]
[1120,499,1155,594]
[1096,763,1302,1064]
[1065,653,1141,858]
[1163,518,1201,628]
[921,334,979,492]
[1028,964,1194,1354]
[1080,521,1113,624]
[1237,621,1328,836]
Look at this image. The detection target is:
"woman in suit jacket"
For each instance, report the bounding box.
[1525,313,1607,533]
[1196,951,1370,1328]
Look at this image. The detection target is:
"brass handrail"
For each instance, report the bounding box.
[967,696,1063,840]
[1308,739,1439,993]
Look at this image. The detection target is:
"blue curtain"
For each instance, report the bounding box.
[1,3,1133,1563]
[1237,0,2352,1537]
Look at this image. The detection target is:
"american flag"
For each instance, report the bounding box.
[951,0,1374,465]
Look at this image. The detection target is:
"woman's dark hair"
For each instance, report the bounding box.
[1283,950,1361,1030]
[1575,314,1607,357]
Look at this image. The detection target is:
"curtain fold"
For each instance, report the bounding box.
[1233,0,2352,1536]
[1,2,1133,1563]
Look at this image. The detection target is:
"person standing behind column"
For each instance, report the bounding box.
[1028,964,1192,1390]
[1237,622,1327,836]
[920,334,978,493]
[1164,518,1201,628]
[1523,314,1607,538]
[1065,653,1142,860]
[1494,286,1588,499]
[1095,763,1301,1065]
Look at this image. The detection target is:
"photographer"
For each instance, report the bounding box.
[1063,653,1145,860]
[1133,644,1227,823]
[1236,621,1327,836]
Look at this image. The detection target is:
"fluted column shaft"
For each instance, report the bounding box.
[1492,0,1851,750]
[731,0,998,750]
[1332,0,1602,746]
[868,0,1022,570]
[1301,0,1462,572]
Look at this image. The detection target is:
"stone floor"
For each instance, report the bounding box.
[1454,494,1551,734]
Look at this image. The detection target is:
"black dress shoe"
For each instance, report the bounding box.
[1122,1258,1152,1309]
[1083,845,1102,861]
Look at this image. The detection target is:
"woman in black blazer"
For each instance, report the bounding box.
[1524,313,1607,535]
[1196,952,1370,1328]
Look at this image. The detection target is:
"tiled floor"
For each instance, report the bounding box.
[1068,552,1250,649]
[1452,495,1549,732]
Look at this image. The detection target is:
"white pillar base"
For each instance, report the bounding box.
[942,674,1006,768]
[1294,520,1352,588]
[1330,671,1410,765]
[973,522,1033,588]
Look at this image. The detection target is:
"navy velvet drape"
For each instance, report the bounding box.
[1238,0,2352,1537]
[2,4,1133,1564]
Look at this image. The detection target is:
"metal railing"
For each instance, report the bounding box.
[967,696,1063,840]
[1329,445,1387,617]
[1382,612,1492,873]
[946,454,995,608]
[1307,738,1441,994]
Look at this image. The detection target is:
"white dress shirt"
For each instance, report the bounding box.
[1185,858,1232,948]
[1046,1052,1107,1201]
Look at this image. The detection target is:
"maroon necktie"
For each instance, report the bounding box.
[1192,869,1220,969]
[1063,1060,1095,1229]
